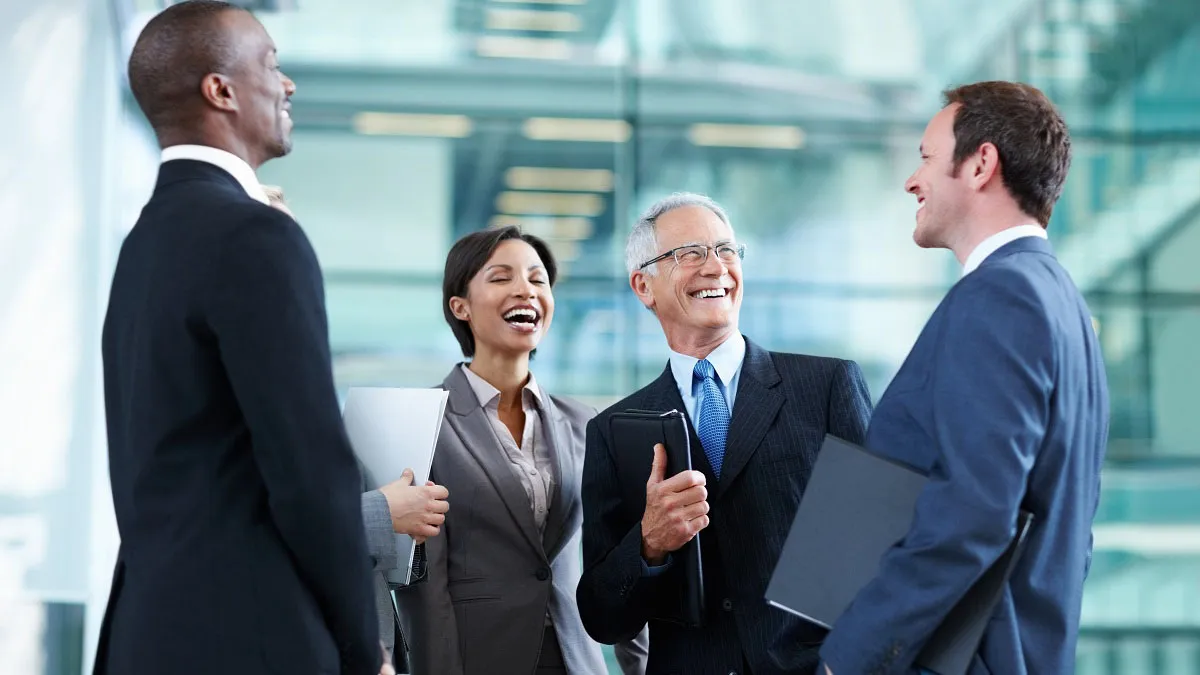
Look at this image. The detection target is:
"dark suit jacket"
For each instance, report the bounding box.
[97,159,379,675]
[820,236,1110,675]
[396,366,646,675]
[578,337,873,675]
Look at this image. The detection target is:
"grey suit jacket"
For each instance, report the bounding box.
[361,474,426,661]
[391,365,648,675]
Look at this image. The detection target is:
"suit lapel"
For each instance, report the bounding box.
[713,338,783,500]
[642,367,718,487]
[442,367,544,558]
[539,395,574,560]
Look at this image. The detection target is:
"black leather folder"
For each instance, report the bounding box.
[608,409,705,627]
[765,434,1034,675]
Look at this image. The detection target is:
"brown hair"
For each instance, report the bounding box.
[442,226,558,358]
[943,81,1072,227]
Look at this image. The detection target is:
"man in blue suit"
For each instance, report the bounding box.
[820,81,1109,675]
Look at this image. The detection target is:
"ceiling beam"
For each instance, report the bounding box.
[279,60,926,127]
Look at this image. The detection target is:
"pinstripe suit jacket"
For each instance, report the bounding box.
[578,337,873,675]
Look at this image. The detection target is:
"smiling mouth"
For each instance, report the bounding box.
[691,288,728,299]
[503,307,541,327]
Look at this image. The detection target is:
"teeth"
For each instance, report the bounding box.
[693,289,726,299]
[504,308,537,321]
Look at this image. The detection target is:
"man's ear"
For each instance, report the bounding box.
[630,270,656,311]
[448,296,470,321]
[967,141,1002,191]
[200,73,237,112]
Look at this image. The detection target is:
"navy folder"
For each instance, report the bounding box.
[765,434,1034,675]
[608,409,705,627]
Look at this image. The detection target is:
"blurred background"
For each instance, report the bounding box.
[2,0,1199,672]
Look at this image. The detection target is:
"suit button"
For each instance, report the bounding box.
[535,567,550,581]
[721,598,734,612]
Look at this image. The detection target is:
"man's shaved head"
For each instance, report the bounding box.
[128,0,296,167]
[128,1,245,134]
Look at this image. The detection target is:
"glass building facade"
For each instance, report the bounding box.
[2,0,1200,672]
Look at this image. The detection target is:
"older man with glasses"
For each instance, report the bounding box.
[576,192,873,675]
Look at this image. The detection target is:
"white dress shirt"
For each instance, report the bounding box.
[962,224,1048,276]
[160,144,270,205]
[639,333,746,576]
[668,332,747,421]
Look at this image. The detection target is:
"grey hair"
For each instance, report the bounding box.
[625,192,732,276]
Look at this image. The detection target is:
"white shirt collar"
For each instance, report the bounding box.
[460,364,543,409]
[962,225,1048,276]
[160,144,270,205]
[669,332,746,391]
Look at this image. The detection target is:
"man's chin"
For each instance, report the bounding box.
[266,132,293,158]
[912,225,937,249]
[696,311,737,331]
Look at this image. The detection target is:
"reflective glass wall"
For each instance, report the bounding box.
[3,0,1200,672]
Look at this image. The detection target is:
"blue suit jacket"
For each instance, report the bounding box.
[820,236,1109,675]
[578,338,873,675]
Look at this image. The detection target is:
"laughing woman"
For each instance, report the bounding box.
[395,226,647,675]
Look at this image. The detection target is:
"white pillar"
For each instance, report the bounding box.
[0,0,158,672]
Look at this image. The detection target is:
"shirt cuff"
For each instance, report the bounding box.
[640,554,673,577]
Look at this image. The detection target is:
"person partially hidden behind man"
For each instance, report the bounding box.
[819,82,1109,675]
[97,3,446,674]
[262,186,453,675]
[577,192,874,674]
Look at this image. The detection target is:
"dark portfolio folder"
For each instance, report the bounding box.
[765,435,1034,675]
[608,410,706,627]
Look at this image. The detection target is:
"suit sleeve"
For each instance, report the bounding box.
[614,625,650,675]
[395,483,464,675]
[820,272,1053,674]
[828,359,872,445]
[362,490,400,572]
[359,468,427,586]
[577,416,666,644]
[207,209,380,675]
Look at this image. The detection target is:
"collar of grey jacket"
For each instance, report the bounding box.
[438,363,576,562]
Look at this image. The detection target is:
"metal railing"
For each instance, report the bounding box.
[1078,626,1200,674]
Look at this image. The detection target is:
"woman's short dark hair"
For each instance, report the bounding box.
[442,226,558,358]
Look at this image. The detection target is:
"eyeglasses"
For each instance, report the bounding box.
[638,241,746,271]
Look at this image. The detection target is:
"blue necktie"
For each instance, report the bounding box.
[693,359,730,479]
